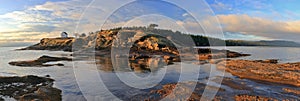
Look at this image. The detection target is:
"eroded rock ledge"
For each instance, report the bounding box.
[19,38,75,52]
[217,59,300,87]
[0,75,61,101]
[9,55,72,67]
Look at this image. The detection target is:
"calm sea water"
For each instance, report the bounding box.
[0,46,299,100]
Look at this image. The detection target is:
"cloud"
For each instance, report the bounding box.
[0,0,94,43]
[0,31,62,43]
[217,14,300,41]
[1,0,300,44]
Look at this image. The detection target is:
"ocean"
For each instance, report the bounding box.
[0,46,299,100]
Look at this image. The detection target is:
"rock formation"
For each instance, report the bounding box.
[217,59,300,87]
[20,38,75,52]
[0,75,61,101]
[9,55,72,67]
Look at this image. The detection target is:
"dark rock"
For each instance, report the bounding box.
[197,48,250,60]
[20,86,62,101]
[254,59,278,64]
[9,55,72,67]
[0,75,61,101]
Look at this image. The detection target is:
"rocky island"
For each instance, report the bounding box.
[19,28,250,63]
[9,55,72,67]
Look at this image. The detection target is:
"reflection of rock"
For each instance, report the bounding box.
[217,59,300,87]
[129,57,167,73]
[9,55,72,67]
[0,75,61,101]
[140,81,224,101]
[95,57,114,72]
[96,56,168,73]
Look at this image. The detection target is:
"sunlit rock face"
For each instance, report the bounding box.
[20,38,75,51]
[94,34,179,73]
[217,59,300,87]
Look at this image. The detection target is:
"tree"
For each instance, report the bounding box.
[80,33,86,37]
[88,32,94,35]
[148,24,158,30]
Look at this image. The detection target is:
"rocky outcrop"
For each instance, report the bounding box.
[0,75,61,101]
[9,55,72,67]
[217,59,300,87]
[20,86,62,101]
[20,29,249,63]
[20,38,75,52]
[197,48,250,60]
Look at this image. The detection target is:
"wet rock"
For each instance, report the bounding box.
[20,86,62,101]
[213,77,252,90]
[9,55,72,67]
[0,75,61,101]
[147,81,224,101]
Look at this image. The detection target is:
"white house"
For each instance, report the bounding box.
[61,32,68,38]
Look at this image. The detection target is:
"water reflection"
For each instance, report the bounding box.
[95,56,169,73]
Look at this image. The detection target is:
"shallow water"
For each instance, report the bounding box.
[0,46,299,100]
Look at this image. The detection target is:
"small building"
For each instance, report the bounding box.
[61,32,68,38]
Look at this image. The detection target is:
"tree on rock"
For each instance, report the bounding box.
[80,33,86,37]
[148,24,158,30]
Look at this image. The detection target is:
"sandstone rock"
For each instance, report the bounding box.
[218,59,300,87]
[20,38,75,52]
[235,95,278,101]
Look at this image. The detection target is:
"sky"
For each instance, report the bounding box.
[0,0,300,46]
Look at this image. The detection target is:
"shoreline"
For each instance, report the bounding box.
[217,59,300,87]
[3,37,300,100]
